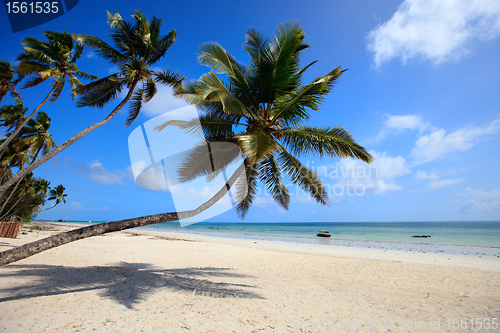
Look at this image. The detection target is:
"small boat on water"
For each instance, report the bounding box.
[412,235,431,238]
[317,230,331,238]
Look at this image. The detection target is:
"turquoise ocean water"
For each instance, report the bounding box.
[40,220,500,249]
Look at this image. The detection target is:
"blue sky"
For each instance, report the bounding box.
[1,0,499,222]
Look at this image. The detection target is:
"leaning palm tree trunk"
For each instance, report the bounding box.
[0,80,139,197]
[0,163,244,266]
[0,85,57,157]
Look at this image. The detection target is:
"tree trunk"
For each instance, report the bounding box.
[0,85,57,157]
[0,163,244,266]
[0,193,25,221]
[0,80,139,197]
[0,172,24,217]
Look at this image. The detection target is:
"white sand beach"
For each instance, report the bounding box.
[0,222,499,332]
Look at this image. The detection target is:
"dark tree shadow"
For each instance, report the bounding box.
[0,262,264,309]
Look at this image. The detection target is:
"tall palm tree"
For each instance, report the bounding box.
[41,184,67,211]
[19,111,56,163]
[0,60,22,104]
[0,32,95,155]
[0,23,372,266]
[158,22,372,217]
[0,10,183,197]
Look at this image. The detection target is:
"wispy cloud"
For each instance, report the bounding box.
[367,0,500,67]
[64,158,129,185]
[428,178,465,189]
[64,201,110,212]
[411,118,500,165]
[414,170,439,180]
[377,114,430,141]
[459,187,500,213]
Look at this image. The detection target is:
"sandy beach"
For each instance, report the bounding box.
[0,222,499,332]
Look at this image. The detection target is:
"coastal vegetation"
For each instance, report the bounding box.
[0,102,66,220]
[0,11,371,266]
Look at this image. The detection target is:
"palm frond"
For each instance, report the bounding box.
[270,66,345,126]
[154,68,184,88]
[73,34,126,64]
[148,30,176,65]
[280,126,373,162]
[125,87,144,127]
[277,149,328,205]
[198,42,258,111]
[76,78,124,108]
[236,129,279,163]
[49,76,65,103]
[195,72,255,118]
[234,161,259,218]
[259,155,289,209]
[175,140,242,183]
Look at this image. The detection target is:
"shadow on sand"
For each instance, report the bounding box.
[0,262,264,308]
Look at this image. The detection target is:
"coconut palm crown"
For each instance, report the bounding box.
[16,31,96,102]
[157,22,373,218]
[75,10,184,126]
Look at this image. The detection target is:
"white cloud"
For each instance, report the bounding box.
[377,114,430,141]
[70,201,85,210]
[428,178,465,189]
[414,170,439,180]
[66,158,127,185]
[333,151,410,195]
[385,114,426,130]
[459,187,500,213]
[367,0,500,67]
[142,86,190,117]
[411,118,500,164]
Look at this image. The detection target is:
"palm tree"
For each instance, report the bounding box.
[0,32,95,155]
[8,177,51,219]
[0,137,32,216]
[0,10,183,197]
[158,22,372,217]
[0,22,372,267]
[40,184,67,211]
[19,111,56,163]
[0,101,26,132]
[0,60,22,104]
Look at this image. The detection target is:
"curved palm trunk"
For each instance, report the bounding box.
[0,85,57,158]
[0,80,139,197]
[39,202,58,212]
[0,163,244,266]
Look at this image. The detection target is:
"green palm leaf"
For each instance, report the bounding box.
[259,155,290,209]
[280,126,373,162]
[277,149,328,205]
